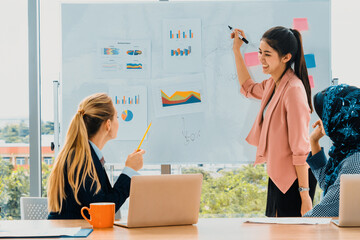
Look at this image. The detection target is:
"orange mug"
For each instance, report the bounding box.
[81,202,115,228]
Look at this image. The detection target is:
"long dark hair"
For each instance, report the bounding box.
[262,26,313,112]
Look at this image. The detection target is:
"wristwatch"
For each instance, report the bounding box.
[298,187,310,192]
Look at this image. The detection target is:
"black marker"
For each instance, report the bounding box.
[228,25,249,44]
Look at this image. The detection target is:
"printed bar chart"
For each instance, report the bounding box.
[169,29,194,39]
[115,95,140,105]
[171,46,191,56]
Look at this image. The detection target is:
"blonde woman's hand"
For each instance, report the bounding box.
[125,149,145,171]
[310,119,326,143]
[232,29,246,53]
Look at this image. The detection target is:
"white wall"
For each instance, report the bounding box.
[332,0,360,87]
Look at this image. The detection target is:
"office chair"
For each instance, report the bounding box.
[20,196,121,220]
[115,209,121,220]
[20,197,49,220]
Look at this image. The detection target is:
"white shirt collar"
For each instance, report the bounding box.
[89,140,103,160]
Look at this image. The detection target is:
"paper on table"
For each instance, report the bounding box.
[0,227,81,238]
[243,218,332,225]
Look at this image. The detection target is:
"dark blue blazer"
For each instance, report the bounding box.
[48,144,131,219]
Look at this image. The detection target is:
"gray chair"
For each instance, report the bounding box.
[20,196,121,220]
[20,197,48,220]
[115,208,121,220]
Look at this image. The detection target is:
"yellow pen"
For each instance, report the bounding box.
[136,122,152,151]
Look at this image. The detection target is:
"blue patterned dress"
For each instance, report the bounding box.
[304,149,360,217]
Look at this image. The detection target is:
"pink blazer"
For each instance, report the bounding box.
[240,69,311,193]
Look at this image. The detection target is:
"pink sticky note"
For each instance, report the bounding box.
[293,18,309,31]
[244,52,260,67]
[309,75,315,88]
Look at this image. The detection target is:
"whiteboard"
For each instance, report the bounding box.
[61,1,331,164]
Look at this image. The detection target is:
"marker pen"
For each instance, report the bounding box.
[228,25,249,44]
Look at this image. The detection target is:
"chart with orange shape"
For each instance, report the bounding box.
[109,86,147,140]
[121,110,134,121]
[163,19,201,73]
[161,90,201,107]
[97,40,150,79]
[152,74,205,117]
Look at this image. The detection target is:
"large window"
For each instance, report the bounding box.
[0,0,30,220]
[0,0,356,220]
[39,0,355,219]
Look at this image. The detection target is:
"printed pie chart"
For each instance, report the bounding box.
[121,110,133,122]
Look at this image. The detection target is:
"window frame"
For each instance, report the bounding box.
[28,0,42,197]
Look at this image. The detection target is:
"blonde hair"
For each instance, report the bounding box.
[47,93,115,213]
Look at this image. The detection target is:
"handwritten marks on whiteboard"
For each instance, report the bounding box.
[182,130,201,146]
[182,117,201,146]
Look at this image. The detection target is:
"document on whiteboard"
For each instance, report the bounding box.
[243,217,332,225]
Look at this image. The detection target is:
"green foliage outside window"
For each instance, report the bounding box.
[0,122,29,143]
[0,157,51,220]
[183,164,268,217]
[183,164,323,217]
[0,121,54,144]
[0,156,322,219]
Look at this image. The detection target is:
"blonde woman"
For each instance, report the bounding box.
[47,93,145,219]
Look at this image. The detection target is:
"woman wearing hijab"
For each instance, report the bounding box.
[304,84,360,217]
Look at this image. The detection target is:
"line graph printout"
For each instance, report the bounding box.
[97,40,150,79]
[163,19,201,73]
[152,74,205,117]
[109,85,148,140]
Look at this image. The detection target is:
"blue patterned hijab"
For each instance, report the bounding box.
[314,84,360,194]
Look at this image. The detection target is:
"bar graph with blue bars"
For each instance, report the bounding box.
[171,46,191,56]
[169,29,194,39]
[115,95,140,105]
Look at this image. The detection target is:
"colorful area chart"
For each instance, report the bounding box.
[127,50,142,55]
[126,63,143,69]
[161,90,201,107]
[121,110,134,122]
[104,48,119,55]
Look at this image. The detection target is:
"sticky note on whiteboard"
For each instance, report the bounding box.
[309,75,315,88]
[304,54,316,68]
[293,18,309,31]
[244,52,260,67]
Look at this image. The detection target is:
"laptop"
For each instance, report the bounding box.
[332,174,360,227]
[114,174,203,228]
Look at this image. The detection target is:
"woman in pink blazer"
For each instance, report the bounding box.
[231,26,317,217]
